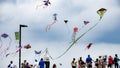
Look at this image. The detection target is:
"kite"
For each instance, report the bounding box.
[5,44,31,58]
[86,43,93,50]
[59,63,62,66]
[73,27,78,44]
[79,21,90,30]
[0,33,12,57]
[34,50,42,61]
[97,8,107,21]
[6,53,10,57]
[64,20,68,24]
[35,50,41,54]
[84,21,89,25]
[24,44,31,49]
[1,33,8,38]
[36,0,51,9]
[64,20,70,34]
[46,13,58,31]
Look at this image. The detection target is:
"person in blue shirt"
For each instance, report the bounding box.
[102,55,107,68]
[39,58,45,68]
[86,55,93,68]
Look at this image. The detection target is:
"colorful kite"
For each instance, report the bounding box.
[5,44,31,58]
[24,44,31,49]
[35,50,41,54]
[86,43,93,50]
[36,0,51,9]
[84,21,89,25]
[73,27,78,43]
[46,13,58,31]
[97,8,107,21]
[5,43,32,58]
[0,33,12,57]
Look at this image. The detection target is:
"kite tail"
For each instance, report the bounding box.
[16,46,22,53]
[73,32,76,45]
[0,38,2,48]
[52,21,100,60]
[4,36,12,55]
[36,4,44,9]
[46,20,57,31]
[7,46,22,57]
[99,17,102,21]
[12,47,22,57]
[66,24,70,34]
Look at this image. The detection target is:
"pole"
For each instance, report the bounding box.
[19,25,21,68]
[19,24,28,68]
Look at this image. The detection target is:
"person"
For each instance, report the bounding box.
[102,55,107,68]
[52,64,56,68]
[25,62,30,68]
[108,56,114,68]
[71,58,77,68]
[8,61,13,68]
[78,57,85,68]
[114,54,119,68]
[39,58,45,68]
[98,56,103,68]
[34,59,39,68]
[86,55,92,68]
[22,60,27,68]
[44,57,50,68]
[94,58,99,68]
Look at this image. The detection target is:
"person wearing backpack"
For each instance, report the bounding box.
[114,54,119,68]
[8,61,13,68]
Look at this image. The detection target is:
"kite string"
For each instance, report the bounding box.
[50,21,100,60]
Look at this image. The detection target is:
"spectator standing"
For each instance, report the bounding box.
[71,58,77,68]
[114,54,119,68]
[39,58,45,68]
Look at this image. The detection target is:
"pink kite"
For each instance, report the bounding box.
[46,13,58,31]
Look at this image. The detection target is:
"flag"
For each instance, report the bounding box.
[15,32,19,40]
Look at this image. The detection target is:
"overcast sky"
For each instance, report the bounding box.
[0,0,120,68]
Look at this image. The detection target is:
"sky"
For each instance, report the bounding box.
[0,0,120,68]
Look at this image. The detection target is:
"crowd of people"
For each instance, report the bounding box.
[20,57,52,68]
[71,54,120,68]
[7,54,119,68]
[8,57,56,68]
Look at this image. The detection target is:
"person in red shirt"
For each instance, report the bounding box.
[108,56,114,68]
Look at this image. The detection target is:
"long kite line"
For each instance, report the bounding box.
[43,8,107,60]
[51,8,107,59]
[43,21,100,60]
[52,21,100,60]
